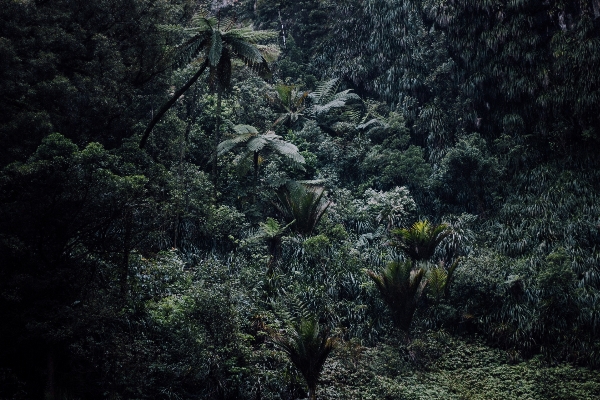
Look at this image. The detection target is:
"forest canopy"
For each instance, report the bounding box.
[1,0,599,399]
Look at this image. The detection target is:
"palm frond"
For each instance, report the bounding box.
[275,182,331,235]
[271,317,337,399]
[367,261,427,332]
[393,220,452,263]
[255,44,280,63]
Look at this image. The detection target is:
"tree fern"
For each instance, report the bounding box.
[140,13,278,149]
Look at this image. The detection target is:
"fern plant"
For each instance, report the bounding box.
[140,13,279,149]
[218,124,305,197]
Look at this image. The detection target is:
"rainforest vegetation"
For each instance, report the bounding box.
[1,0,600,399]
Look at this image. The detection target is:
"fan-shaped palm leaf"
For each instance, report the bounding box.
[271,317,337,400]
[367,261,427,333]
[275,182,331,235]
[392,220,452,264]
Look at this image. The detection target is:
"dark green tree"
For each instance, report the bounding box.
[139,13,279,149]
[274,181,331,235]
[392,220,452,265]
[271,317,337,400]
[367,261,427,333]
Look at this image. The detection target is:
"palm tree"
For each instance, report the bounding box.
[274,181,331,235]
[367,261,427,333]
[427,258,461,303]
[217,124,305,196]
[392,220,452,265]
[139,13,279,149]
[271,318,337,400]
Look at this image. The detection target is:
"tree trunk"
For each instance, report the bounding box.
[139,60,209,149]
[44,349,55,400]
[253,150,260,203]
[212,88,222,200]
[173,85,201,248]
[120,210,133,298]
[308,384,317,400]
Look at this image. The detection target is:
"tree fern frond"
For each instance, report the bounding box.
[225,28,279,43]
[157,24,190,35]
[233,124,259,135]
[217,134,254,155]
[332,89,360,102]
[208,30,223,66]
[191,14,217,30]
[247,137,268,152]
[268,140,305,164]
[357,118,382,131]
[227,38,264,64]
[311,78,340,104]
[310,100,348,116]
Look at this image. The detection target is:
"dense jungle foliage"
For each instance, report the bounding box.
[1,0,599,398]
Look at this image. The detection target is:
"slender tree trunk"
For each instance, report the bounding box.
[253,150,259,203]
[44,349,55,400]
[173,86,201,248]
[139,60,209,149]
[120,210,133,298]
[308,385,316,400]
[212,88,222,200]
